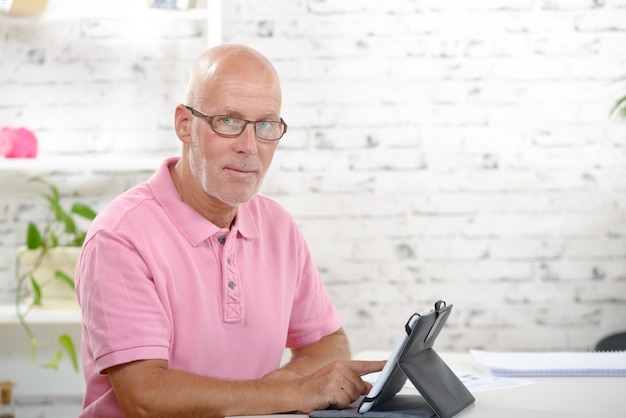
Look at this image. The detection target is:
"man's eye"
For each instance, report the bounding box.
[220,116,234,125]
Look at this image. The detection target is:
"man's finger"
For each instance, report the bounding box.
[361,381,373,395]
[346,360,387,376]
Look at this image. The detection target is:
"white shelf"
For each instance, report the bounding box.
[0,156,163,172]
[0,0,209,21]
[0,0,222,45]
[47,7,209,21]
[0,303,80,324]
[0,7,209,21]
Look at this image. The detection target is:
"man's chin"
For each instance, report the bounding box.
[215,191,258,207]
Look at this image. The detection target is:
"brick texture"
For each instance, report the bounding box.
[1,0,626,354]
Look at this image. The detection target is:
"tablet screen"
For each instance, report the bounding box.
[357,308,431,413]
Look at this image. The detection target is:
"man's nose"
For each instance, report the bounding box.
[234,122,258,153]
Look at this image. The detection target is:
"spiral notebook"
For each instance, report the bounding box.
[470,349,626,377]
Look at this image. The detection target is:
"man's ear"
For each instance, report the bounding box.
[174,104,192,144]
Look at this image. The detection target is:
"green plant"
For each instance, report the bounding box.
[610,77,626,120]
[15,177,97,372]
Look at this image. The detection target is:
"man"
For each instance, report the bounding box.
[75,44,385,417]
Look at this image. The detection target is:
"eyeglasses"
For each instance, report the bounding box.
[185,105,287,141]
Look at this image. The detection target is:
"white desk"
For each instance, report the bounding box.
[415,351,624,418]
[237,351,626,418]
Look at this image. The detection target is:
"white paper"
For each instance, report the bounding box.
[470,349,626,377]
[363,370,533,393]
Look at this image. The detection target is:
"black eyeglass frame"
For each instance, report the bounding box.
[184,105,288,141]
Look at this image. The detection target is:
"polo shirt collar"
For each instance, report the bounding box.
[150,157,259,247]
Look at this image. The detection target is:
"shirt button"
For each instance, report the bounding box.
[218,235,226,244]
[228,281,235,289]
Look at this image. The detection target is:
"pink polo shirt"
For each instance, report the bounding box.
[76,157,341,417]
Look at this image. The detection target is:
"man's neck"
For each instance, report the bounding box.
[169,161,238,229]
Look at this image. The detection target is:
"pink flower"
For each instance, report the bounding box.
[0,127,38,158]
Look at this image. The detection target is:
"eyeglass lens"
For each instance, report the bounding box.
[211,116,284,140]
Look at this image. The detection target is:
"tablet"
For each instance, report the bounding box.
[310,300,474,418]
[357,305,437,413]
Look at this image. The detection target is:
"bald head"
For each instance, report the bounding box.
[185,44,282,108]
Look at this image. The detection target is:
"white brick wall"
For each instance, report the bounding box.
[1,0,626,360]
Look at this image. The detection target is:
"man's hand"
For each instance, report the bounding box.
[293,360,386,413]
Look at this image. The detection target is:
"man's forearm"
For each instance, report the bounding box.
[108,349,385,417]
[267,328,352,379]
[109,359,305,418]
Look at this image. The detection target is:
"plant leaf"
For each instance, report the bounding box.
[49,232,59,247]
[42,189,64,224]
[72,232,88,247]
[29,275,42,306]
[54,270,75,290]
[610,94,626,119]
[61,212,78,235]
[58,334,79,372]
[26,222,43,249]
[71,203,97,221]
[45,350,63,370]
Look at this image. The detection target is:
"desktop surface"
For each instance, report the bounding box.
[233,351,626,418]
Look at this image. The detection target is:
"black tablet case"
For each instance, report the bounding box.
[310,301,475,418]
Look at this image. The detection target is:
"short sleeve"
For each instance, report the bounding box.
[77,230,171,373]
[285,228,342,348]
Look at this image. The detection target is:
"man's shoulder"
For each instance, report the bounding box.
[92,182,159,231]
[237,195,298,236]
[246,194,292,217]
[250,193,281,207]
